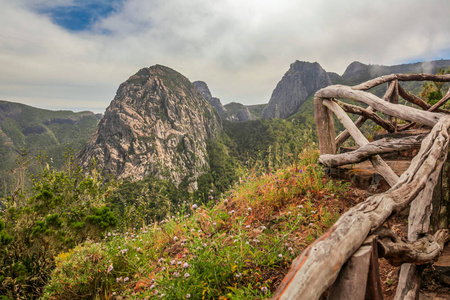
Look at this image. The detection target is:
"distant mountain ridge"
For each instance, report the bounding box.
[262,59,450,119]
[0,100,100,194]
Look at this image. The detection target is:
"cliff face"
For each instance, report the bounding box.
[261,61,331,119]
[193,81,229,118]
[80,65,221,189]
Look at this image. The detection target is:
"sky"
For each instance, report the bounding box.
[0,0,449,113]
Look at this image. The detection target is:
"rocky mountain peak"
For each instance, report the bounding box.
[261,61,331,119]
[80,65,222,189]
[193,81,229,118]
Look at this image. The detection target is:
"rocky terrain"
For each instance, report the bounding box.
[261,61,331,119]
[79,65,222,189]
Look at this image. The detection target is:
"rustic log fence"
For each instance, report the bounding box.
[272,73,450,300]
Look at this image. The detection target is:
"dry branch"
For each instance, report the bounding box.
[376,228,450,266]
[316,85,444,126]
[272,116,450,300]
[353,73,450,91]
[322,99,399,186]
[334,100,395,132]
[319,135,424,168]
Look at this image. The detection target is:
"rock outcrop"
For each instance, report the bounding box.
[261,61,331,119]
[193,81,229,118]
[223,102,256,122]
[80,65,221,189]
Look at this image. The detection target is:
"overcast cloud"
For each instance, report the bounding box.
[0,0,449,112]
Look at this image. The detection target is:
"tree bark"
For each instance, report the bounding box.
[322,99,399,186]
[376,228,450,266]
[334,100,395,132]
[315,97,336,155]
[319,135,424,168]
[353,74,450,91]
[316,86,444,127]
[272,116,450,300]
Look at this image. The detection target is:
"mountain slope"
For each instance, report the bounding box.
[262,61,331,119]
[79,65,222,189]
[0,100,100,193]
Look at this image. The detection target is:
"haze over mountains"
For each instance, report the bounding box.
[1,58,450,191]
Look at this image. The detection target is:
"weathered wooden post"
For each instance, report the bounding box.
[314,96,336,155]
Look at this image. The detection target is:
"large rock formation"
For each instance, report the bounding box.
[193,81,229,118]
[224,102,256,122]
[80,65,221,189]
[261,61,331,119]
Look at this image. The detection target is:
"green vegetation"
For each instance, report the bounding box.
[0,157,116,298]
[41,147,351,299]
[0,101,100,197]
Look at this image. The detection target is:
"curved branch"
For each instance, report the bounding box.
[335,100,395,132]
[353,74,450,91]
[316,85,444,126]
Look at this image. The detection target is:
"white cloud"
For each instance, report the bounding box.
[0,0,449,112]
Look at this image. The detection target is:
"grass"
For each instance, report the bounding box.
[42,147,353,299]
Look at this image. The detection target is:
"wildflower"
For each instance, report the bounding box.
[234,239,238,243]
[177,261,182,265]
[192,204,198,209]
[229,210,235,214]
[213,222,217,226]
[247,207,252,212]
[174,236,178,241]
[288,247,293,251]
[150,284,155,289]
[161,267,166,271]
[236,273,242,277]
[261,225,266,230]
[158,257,164,263]
[224,199,228,203]
[170,260,176,265]
[184,273,190,278]
[116,277,122,283]
[124,277,129,282]
[311,211,316,214]
[198,230,202,233]
[288,211,292,215]
[278,254,283,258]
[298,205,303,209]
[309,223,314,227]
[246,225,250,228]
[261,286,268,293]
[173,272,180,278]
[190,229,195,232]
[210,189,214,193]
[107,265,113,273]
[183,262,189,268]
[186,294,191,298]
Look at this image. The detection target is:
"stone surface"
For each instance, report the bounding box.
[80,65,221,189]
[261,61,331,119]
[193,81,229,118]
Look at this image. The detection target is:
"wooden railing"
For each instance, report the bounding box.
[272,74,450,300]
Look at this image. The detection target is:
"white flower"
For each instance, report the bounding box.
[298,205,303,209]
[278,254,283,258]
[235,273,242,277]
[213,222,217,226]
[247,207,252,211]
[174,236,178,241]
[186,294,191,298]
[261,286,268,293]
[183,262,189,268]
[184,273,190,278]
[229,210,235,214]
[192,204,198,209]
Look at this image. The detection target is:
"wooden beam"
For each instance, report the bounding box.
[328,246,372,300]
[322,99,399,186]
[316,85,444,127]
[335,100,395,132]
[271,116,450,300]
[353,74,450,91]
[314,97,337,155]
[319,135,424,168]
